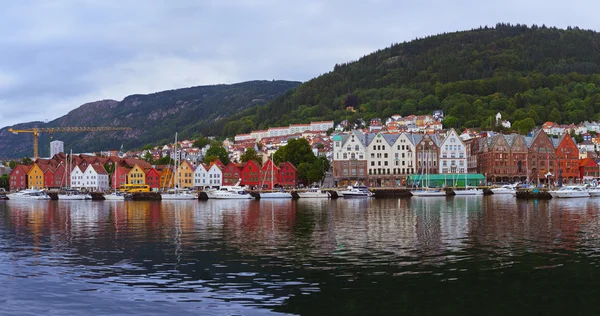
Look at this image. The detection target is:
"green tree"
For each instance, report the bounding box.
[193,136,211,149]
[240,148,262,165]
[442,115,460,129]
[22,157,33,166]
[142,151,154,163]
[155,156,175,165]
[141,144,154,150]
[273,138,315,167]
[512,118,536,135]
[0,174,8,190]
[8,160,17,169]
[205,144,230,165]
[548,108,562,123]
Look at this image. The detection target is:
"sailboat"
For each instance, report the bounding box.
[411,150,445,197]
[259,160,292,199]
[59,150,91,200]
[161,132,197,200]
[453,173,483,196]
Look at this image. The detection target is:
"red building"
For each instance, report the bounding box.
[44,166,55,189]
[579,158,599,180]
[554,133,580,183]
[261,160,280,190]
[278,162,298,188]
[145,168,161,190]
[53,164,68,188]
[9,165,31,190]
[222,162,242,186]
[240,160,261,188]
[111,166,130,190]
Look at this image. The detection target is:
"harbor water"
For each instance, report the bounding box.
[1,196,600,315]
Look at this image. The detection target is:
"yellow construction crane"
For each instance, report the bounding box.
[8,126,132,158]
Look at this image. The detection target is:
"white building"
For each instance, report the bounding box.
[438,129,467,174]
[289,124,311,134]
[70,165,109,191]
[234,134,254,142]
[194,163,223,188]
[310,121,334,131]
[50,140,64,157]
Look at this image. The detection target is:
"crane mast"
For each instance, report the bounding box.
[8,126,131,158]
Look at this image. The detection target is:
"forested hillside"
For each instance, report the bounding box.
[217,23,600,135]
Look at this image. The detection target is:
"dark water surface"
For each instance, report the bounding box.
[2,196,600,315]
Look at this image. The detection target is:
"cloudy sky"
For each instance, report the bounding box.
[0,0,595,128]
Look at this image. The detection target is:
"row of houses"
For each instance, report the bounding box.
[9,153,299,191]
[333,129,598,187]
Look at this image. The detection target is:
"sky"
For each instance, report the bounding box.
[0,0,597,128]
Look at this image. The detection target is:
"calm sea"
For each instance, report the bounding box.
[1,196,600,315]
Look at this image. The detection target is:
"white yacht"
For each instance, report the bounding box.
[104,192,128,200]
[7,189,51,200]
[58,189,91,200]
[549,185,590,198]
[297,188,330,198]
[161,190,198,200]
[339,184,373,197]
[259,190,293,199]
[453,186,484,196]
[587,186,600,197]
[207,185,253,199]
[411,188,446,197]
[491,184,517,195]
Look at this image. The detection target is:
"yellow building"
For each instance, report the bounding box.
[127,164,146,185]
[27,163,45,189]
[177,161,195,189]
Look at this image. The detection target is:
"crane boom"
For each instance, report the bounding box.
[8,126,132,158]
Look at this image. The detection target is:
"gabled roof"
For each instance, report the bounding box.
[580,158,598,167]
[405,133,423,147]
[92,165,108,175]
[503,134,518,147]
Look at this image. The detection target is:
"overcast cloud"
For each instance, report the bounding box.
[0,0,596,128]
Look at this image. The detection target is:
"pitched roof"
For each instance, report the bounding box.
[92,165,108,174]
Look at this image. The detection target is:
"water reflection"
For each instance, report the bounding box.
[2,197,600,314]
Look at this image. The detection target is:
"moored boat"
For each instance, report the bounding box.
[549,185,589,198]
[411,188,446,197]
[491,185,517,195]
[7,189,51,200]
[297,188,330,198]
[339,184,373,197]
[453,187,483,196]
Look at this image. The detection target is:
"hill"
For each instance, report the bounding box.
[0,80,300,158]
[217,23,600,136]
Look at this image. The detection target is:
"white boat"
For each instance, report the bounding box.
[160,132,197,201]
[7,189,51,200]
[58,189,91,200]
[206,181,252,199]
[339,184,373,197]
[491,184,517,195]
[297,188,330,198]
[104,192,128,200]
[453,186,483,196]
[211,190,254,199]
[587,186,600,197]
[260,191,293,199]
[161,190,197,200]
[411,188,446,197]
[549,185,590,198]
